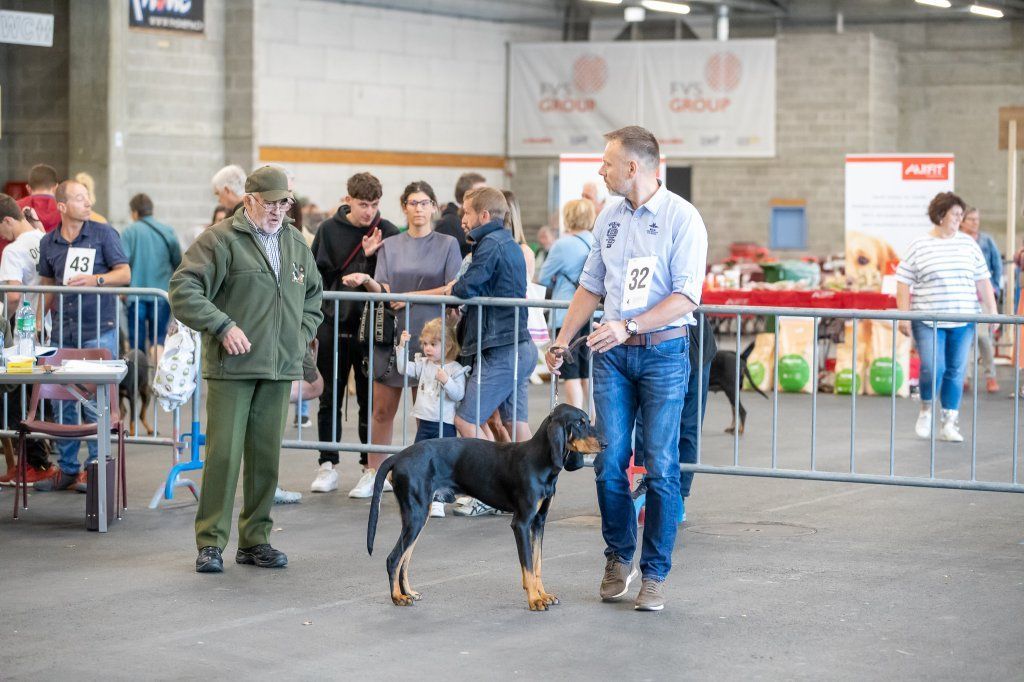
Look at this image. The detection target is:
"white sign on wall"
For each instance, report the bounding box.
[509,39,776,158]
[557,154,666,232]
[845,154,955,290]
[0,10,54,47]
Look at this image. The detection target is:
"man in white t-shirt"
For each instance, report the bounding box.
[0,193,54,487]
[0,193,46,314]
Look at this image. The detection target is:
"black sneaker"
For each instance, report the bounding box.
[236,544,288,568]
[196,546,224,573]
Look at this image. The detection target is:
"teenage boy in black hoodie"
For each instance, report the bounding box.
[309,173,399,494]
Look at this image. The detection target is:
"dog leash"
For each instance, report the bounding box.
[548,335,590,404]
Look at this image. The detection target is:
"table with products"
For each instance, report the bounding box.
[701,288,896,311]
[3,364,127,532]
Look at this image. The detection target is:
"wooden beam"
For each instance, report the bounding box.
[259,146,506,169]
[999,107,1024,151]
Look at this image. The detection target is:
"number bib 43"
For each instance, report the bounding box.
[622,255,656,311]
[63,247,96,285]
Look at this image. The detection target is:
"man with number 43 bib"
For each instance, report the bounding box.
[545,126,707,612]
[36,179,131,492]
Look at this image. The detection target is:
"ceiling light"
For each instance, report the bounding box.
[585,0,623,4]
[915,0,951,8]
[624,6,646,21]
[969,4,1004,17]
[640,0,691,15]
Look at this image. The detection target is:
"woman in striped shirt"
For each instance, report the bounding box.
[895,192,998,442]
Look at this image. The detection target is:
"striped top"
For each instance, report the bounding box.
[894,232,989,328]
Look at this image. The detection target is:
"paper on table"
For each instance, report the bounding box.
[3,346,57,360]
[59,359,127,373]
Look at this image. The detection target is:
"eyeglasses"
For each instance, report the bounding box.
[405,199,434,209]
[250,195,294,212]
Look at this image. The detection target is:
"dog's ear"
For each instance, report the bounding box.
[547,420,567,469]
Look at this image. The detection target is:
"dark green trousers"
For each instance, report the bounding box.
[195,379,291,550]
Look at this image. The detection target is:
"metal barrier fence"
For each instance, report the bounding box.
[289,290,1024,495]
[0,285,204,506]
[694,304,1024,494]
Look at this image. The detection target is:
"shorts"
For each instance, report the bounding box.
[457,341,538,426]
[414,419,457,442]
[555,324,591,381]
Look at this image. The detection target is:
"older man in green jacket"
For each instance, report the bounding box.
[170,165,323,573]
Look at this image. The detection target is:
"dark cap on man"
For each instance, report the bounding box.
[245,165,292,201]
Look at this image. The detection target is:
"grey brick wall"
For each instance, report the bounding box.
[0,0,70,187]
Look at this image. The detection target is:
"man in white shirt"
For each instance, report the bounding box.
[0,193,54,487]
[545,126,708,612]
[0,193,46,313]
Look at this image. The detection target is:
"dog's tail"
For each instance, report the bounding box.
[738,339,769,399]
[367,455,398,556]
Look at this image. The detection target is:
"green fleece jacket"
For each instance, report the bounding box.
[169,209,323,381]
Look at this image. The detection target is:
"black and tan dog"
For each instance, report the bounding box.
[120,348,154,436]
[367,403,604,611]
[708,343,767,435]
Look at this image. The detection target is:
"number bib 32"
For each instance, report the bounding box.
[622,255,656,311]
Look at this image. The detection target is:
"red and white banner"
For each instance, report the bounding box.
[844,154,955,290]
[508,40,776,158]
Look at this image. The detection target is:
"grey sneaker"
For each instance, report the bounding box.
[33,470,77,492]
[634,578,666,611]
[600,558,639,601]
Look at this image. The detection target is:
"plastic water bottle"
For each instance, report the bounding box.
[16,299,35,359]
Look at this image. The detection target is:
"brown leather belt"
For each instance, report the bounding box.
[623,326,688,347]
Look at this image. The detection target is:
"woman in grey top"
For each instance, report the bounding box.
[342,181,462,494]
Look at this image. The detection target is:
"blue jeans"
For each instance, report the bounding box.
[57,328,119,475]
[633,355,712,498]
[126,298,171,349]
[912,322,974,411]
[593,335,690,581]
[299,400,310,418]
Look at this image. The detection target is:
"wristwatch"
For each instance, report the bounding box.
[625,319,639,336]
[96,276,105,287]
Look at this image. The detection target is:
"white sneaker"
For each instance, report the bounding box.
[274,487,302,504]
[939,410,964,443]
[348,468,392,498]
[310,462,338,493]
[914,408,932,439]
[430,500,446,518]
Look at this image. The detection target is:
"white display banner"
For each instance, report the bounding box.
[641,40,775,158]
[557,154,666,232]
[844,154,955,290]
[509,40,776,158]
[510,43,641,158]
[0,10,54,47]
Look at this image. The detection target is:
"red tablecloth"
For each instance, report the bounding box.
[701,289,896,310]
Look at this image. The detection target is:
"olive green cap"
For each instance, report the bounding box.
[245,165,292,201]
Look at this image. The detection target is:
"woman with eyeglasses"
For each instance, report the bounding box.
[341,181,463,498]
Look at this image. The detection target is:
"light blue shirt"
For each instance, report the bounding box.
[579,183,708,327]
[538,230,594,329]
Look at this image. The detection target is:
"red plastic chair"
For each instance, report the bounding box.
[12,348,127,520]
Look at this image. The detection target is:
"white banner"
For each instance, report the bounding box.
[641,40,775,158]
[0,10,54,47]
[844,154,955,291]
[508,40,776,158]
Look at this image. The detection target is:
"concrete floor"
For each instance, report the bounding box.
[2,378,1023,680]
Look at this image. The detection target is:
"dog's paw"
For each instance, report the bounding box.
[392,594,416,606]
[724,426,736,434]
[528,597,549,611]
[407,590,421,601]
[539,592,559,606]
